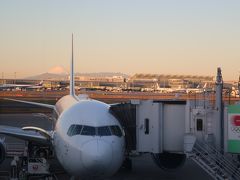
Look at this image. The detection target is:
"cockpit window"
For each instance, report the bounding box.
[67,125,74,136]
[97,126,111,136]
[110,125,122,137]
[81,126,96,136]
[67,124,122,137]
[73,125,83,136]
[67,125,83,137]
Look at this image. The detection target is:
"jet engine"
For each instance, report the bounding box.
[0,140,6,164]
[152,152,186,171]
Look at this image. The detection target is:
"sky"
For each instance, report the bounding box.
[0,0,240,80]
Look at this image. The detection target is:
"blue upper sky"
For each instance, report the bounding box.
[1,0,240,80]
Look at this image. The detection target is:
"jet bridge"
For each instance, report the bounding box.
[110,103,136,152]
[110,96,240,175]
[110,100,186,154]
[110,99,188,171]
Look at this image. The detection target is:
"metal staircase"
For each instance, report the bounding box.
[188,140,240,180]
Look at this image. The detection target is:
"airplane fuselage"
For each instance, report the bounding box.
[53,95,125,178]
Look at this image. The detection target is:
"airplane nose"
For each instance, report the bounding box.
[81,140,113,173]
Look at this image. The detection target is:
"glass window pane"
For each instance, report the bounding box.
[197,119,203,131]
[110,126,122,137]
[67,125,75,136]
[72,125,82,136]
[98,126,111,136]
[144,118,149,134]
[67,125,83,136]
[81,126,96,136]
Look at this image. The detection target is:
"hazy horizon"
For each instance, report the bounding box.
[1,1,240,80]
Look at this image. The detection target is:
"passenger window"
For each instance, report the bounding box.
[110,126,122,137]
[81,126,96,136]
[97,126,111,136]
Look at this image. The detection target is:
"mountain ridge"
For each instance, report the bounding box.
[25,72,129,80]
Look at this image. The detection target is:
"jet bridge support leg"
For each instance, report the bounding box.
[121,157,132,171]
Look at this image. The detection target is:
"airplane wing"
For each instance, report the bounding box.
[4,98,55,109]
[0,125,51,145]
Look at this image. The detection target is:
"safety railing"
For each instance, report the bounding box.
[189,140,240,180]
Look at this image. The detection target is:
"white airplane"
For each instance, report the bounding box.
[169,83,208,94]
[0,35,125,179]
[154,83,173,93]
[0,80,43,90]
[155,82,209,94]
[183,83,208,94]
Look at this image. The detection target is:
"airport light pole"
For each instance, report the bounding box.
[227,88,231,105]
[215,67,223,150]
[14,72,16,84]
[238,74,240,94]
[1,72,3,84]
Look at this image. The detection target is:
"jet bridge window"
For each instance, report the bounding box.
[196,119,203,131]
[144,118,149,134]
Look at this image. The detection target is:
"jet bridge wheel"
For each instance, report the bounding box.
[121,157,132,171]
[152,152,186,171]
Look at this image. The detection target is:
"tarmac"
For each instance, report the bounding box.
[0,113,212,180]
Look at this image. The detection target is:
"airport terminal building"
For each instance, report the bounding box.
[128,74,214,89]
[1,73,215,91]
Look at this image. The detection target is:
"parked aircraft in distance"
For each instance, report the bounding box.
[155,83,209,94]
[0,80,43,90]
